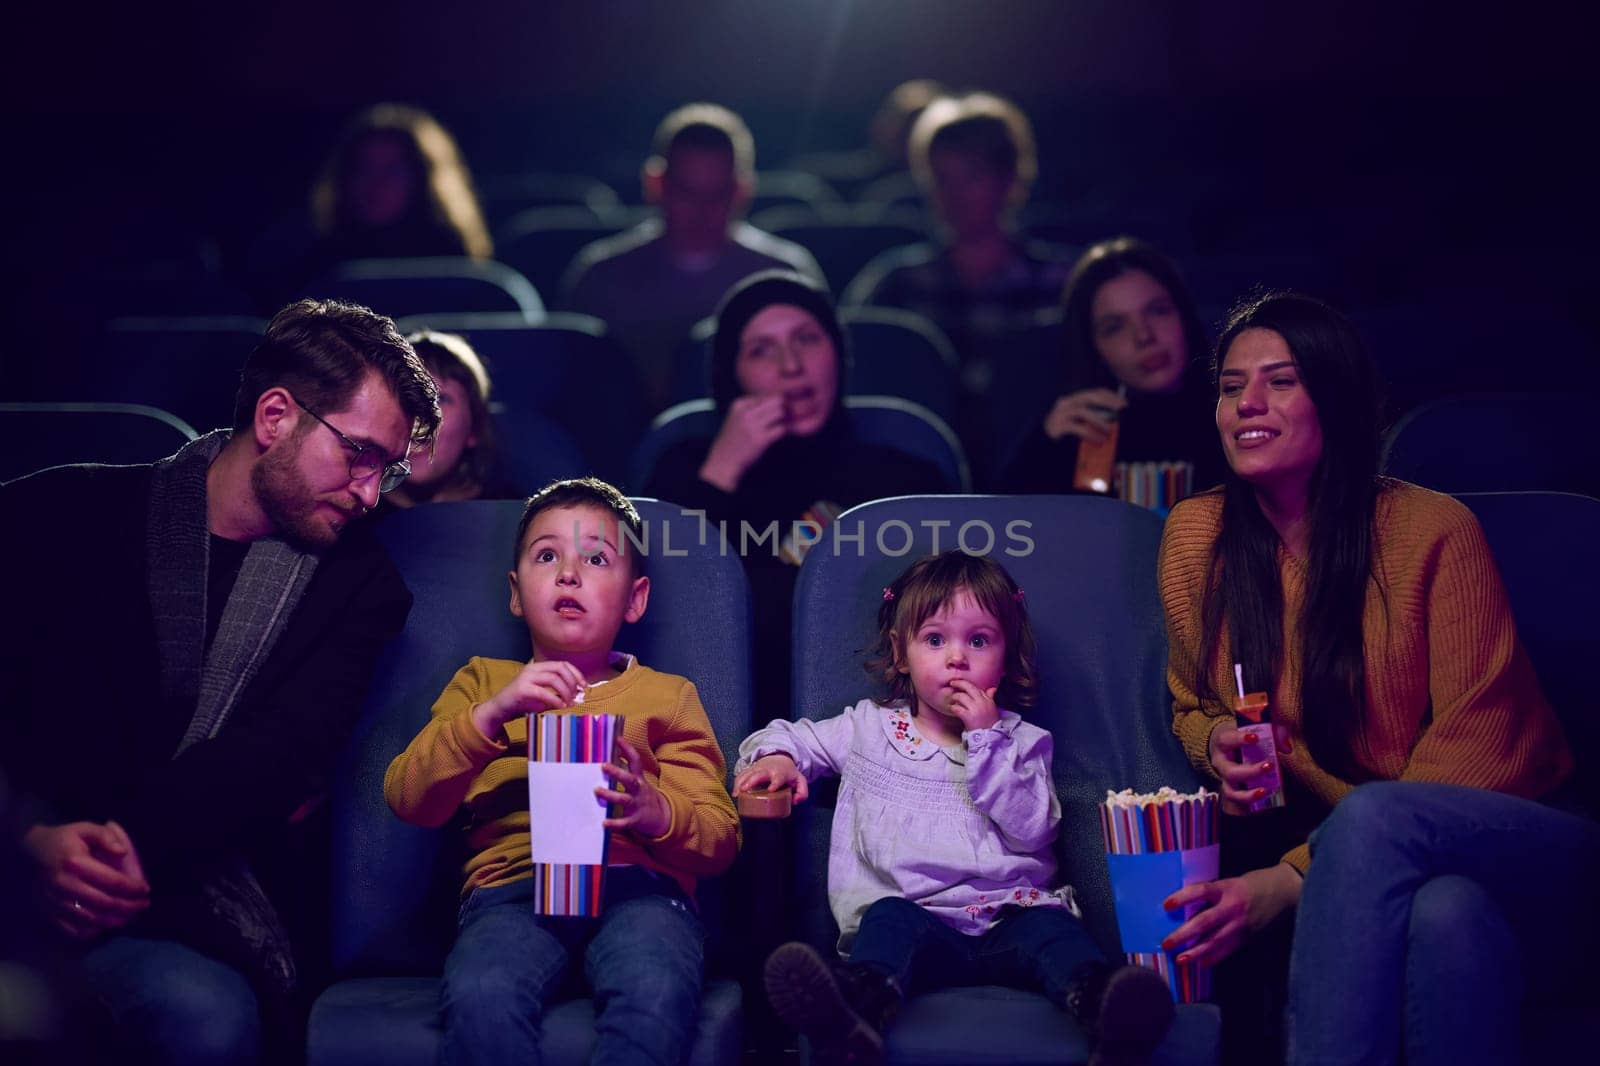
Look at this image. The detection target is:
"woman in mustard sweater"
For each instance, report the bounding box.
[1156,292,1596,1065]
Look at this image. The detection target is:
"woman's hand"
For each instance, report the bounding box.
[472,660,586,741]
[948,679,1000,732]
[23,821,151,939]
[1208,721,1294,815]
[1160,862,1303,965]
[698,395,789,492]
[732,754,808,803]
[598,737,672,837]
[1043,388,1127,443]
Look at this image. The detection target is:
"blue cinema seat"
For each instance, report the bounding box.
[749,203,928,296]
[0,402,197,484]
[87,316,268,434]
[1383,394,1599,499]
[306,499,751,1066]
[306,257,545,321]
[629,397,970,497]
[1458,491,1600,1057]
[787,495,1221,1065]
[494,205,649,303]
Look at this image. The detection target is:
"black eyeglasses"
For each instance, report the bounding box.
[290,395,411,493]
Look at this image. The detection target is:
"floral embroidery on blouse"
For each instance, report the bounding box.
[883,705,940,761]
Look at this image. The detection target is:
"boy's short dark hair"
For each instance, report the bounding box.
[512,477,647,577]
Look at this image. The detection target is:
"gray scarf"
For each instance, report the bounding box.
[145,429,320,1000]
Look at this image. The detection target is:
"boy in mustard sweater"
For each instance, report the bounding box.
[384,477,739,1066]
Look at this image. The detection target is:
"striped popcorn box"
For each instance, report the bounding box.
[1100,787,1221,1002]
[527,712,621,917]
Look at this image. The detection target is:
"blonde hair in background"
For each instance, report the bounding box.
[312,102,493,261]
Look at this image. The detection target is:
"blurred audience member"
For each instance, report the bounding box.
[251,104,494,307]
[310,103,493,267]
[562,104,823,410]
[646,271,944,718]
[844,92,1070,396]
[1001,237,1226,511]
[381,331,522,510]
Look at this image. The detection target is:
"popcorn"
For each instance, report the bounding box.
[1103,786,1215,808]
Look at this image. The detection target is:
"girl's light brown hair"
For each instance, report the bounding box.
[866,550,1039,712]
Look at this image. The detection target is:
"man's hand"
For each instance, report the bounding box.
[23,821,151,939]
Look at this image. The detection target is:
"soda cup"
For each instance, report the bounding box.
[1073,405,1120,494]
[1235,692,1286,812]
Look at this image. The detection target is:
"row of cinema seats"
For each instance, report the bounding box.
[7,391,1598,503]
[35,299,1600,492]
[42,311,981,490]
[305,491,1600,1065]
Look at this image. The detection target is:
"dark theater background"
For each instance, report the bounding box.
[2,1,1597,1063]
[2,0,1595,402]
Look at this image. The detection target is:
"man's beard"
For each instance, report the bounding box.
[251,440,351,551]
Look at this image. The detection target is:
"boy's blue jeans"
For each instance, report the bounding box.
[848,894,1105,1003]
[1288,781,1600,1066]
[439,865,705,1066]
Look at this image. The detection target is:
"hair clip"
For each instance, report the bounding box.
[882,586,896,601]
[1014,588,1026,602]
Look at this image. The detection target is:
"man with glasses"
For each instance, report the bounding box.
[0,298,440,1063]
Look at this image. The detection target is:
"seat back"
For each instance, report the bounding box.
[0,402,197,483]
[1458,492,1600,804]
[748,170,842,217]
[328,498,752,975]
[476,172,621,226]
[1384,395,1600,498]
[495,206,649,304]
[307,257,544,320]
[751,204,928,295]
[789,494,1200,954]
[396,313,650,487]
[485,405,589,495]
[630,397,970,495]
[86,316,268,433]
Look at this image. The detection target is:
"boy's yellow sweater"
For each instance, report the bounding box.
[384,655,740,901]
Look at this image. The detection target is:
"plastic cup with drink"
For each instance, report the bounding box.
[1233,662,1285,813]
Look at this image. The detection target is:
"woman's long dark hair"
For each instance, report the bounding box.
[1059,236,1210,393]
[1196,292,1386,781]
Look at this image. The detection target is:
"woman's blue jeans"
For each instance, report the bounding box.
[439,866,706,1066]
[1287,781,1600,1065]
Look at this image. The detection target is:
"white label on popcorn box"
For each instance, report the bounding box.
[527,763,610,865]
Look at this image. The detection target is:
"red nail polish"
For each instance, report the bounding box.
[1177,954,1192,965]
